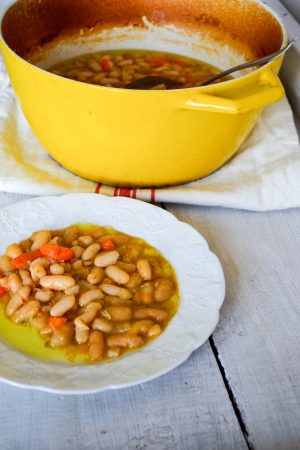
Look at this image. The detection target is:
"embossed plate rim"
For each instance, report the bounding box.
[0,194,225,394]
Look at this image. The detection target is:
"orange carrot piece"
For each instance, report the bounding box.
[40,244,73,261]
[47,316,67,330]
[101,239,116,251]
[12,250,42,269]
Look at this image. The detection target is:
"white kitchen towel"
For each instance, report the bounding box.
[0,52,300,211]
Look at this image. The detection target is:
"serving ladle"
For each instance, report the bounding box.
[126,38,296,90]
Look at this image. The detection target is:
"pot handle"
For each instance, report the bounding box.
[183,68,285,115]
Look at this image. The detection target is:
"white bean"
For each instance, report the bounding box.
[0,256,13,273]
[6,243,23,259]
[126,273,143,289]
[19,270,34,286]
[6,293,23,316]
[105,265,129,285]
[18,285,31,300]
[103,306,132,322]
[30,257,50,268]
[35,289,52,302]
[87,267,104,285]
[137,259,152,281]
[76,302,101,324]
[11,300,40,324]
[31,230,51,250]
[82,243,101,261]
[107,334,143,348]
[100,283,132,299]
[133,308,169,323]
[79,288,103,306]
[74,318,90,344]
[30,315,47,330]
[49,236,61,246]
[50,323,74,348]
[30,263,46,281]
[72,260,83,270]
[88,330,104,361]
[154,278,175,302]
[94,250,119,267]
[78,235,93,247]
[50,295,76,317]
[107,347,120,358]
[63,225,79,244]
[92,317,113,333]
[8,273,23,293]
[147,324,162,337]
[71,245,84,259]
[111,234,130,246]
[64,285,80,296]
[50,264,64,275]
[116,261,136,273]
[129,320,154,335]
[40,275,75,290]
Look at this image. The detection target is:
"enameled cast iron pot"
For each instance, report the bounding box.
[0,0,287,187]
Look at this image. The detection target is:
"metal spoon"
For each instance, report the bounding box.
[126,39,296,90]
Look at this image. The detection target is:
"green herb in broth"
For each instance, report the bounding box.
[50,49,230,89]
[0,224,179,364]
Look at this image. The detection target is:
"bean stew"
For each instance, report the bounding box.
[0,224,178,364]
[49,49,230,89]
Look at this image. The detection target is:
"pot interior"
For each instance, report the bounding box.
[2,0,284,75]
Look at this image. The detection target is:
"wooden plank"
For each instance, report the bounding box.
[166,204,300,450]
[0,342,247,450]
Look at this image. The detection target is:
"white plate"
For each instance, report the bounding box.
[0,194,225,394]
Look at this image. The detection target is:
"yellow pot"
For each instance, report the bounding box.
[0,0,287,187]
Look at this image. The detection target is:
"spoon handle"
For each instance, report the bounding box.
[201,38,297,86]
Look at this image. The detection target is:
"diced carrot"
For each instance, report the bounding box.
[40,244,73,261]
[145,57,168,67]
[12,250,42,269]
[0,286,8,297]
[101,239,115,251]
[47,316,67,330]
[101,58,111,72]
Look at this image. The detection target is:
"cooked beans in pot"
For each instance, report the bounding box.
[50,49,230,90]
[0,224,178,363]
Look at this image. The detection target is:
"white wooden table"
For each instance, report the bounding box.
[0,2,299,450]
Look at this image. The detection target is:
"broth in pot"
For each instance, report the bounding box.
[50,49,230,89]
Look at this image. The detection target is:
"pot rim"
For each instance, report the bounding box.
[0,0,288,93]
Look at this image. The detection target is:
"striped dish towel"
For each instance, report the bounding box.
[0,53,300,211]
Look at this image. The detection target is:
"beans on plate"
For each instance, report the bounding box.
[49,49,230,89]
[0,224,178,363]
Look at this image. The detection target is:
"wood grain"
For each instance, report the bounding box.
[0,342,247,450]
[166,204,300,450]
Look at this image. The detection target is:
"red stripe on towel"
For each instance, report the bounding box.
[119,188,132,198]
[151,188,156,203]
